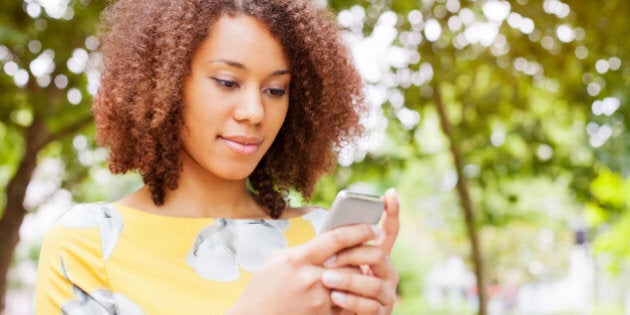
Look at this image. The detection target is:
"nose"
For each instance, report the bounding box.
[233,87,264,124]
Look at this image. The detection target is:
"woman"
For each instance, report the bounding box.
[35,0,400,314]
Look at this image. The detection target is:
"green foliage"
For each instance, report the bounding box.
[589,170,630,210]
[587,169,630,273]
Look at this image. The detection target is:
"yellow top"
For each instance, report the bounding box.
[35,203,327,315]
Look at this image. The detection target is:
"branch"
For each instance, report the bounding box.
[49,115,94,141]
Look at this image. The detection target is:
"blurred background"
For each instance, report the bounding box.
[1,0,628,314]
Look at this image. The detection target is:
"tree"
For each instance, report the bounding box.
[0,0,103,310]
[326,0,629,313]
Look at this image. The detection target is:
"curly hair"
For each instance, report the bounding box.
[93,0,366,218]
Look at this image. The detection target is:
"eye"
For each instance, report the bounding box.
[266,88,287,97]
[212,78,239,89]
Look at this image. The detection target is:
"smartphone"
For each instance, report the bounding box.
[319,190,384,233]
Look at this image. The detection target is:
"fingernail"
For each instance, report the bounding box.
[331,291,347,304]
[322,270,342,286]
[323,255,337,267]
[371,225,382,239]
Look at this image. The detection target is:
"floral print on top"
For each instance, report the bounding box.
[35,203,328,314]
[186,219,289,281]
[57,203,124,259]
[60,257,143,315]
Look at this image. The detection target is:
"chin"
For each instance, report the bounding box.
[218,165,258,180]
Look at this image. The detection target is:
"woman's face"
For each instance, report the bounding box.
[180,14,290,181]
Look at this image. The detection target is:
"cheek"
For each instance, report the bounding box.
[270,107,289,134]
[180,103,214,144]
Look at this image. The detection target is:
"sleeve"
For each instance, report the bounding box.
[34,216,112,314]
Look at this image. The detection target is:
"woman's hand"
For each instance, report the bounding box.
[321,188,400,315]
[228,188,400,315]
[228,223,381,315]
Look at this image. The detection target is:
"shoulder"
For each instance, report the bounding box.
[43,202,124,260]
[55,202,120,228]
[37,204,118,311]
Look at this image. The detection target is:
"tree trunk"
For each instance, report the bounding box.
[432,85,488,315]
[0,112,93,311]
[0,116,50,311]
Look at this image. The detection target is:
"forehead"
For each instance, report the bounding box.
[192,14,290,69]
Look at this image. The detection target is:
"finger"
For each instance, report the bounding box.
[378,188,400,255]
[332,266,362,275]
[325,245,396,280]
[330,290,386,315]
[325,245,383,268]
[322,270,396,307]
[297,224,380,265]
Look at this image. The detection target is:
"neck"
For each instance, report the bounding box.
[167,176,263,219]
[118,156,269,219]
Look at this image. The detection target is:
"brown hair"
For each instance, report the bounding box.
[93,0,366,218]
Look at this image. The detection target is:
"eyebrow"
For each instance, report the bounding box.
[209,58,290,76]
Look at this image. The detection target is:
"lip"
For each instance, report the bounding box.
[219,135,263,155]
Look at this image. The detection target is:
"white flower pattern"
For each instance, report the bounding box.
[60,257,143,315]
[58,203,124,259]
[186,218,290,281]
[303,208,327,234]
